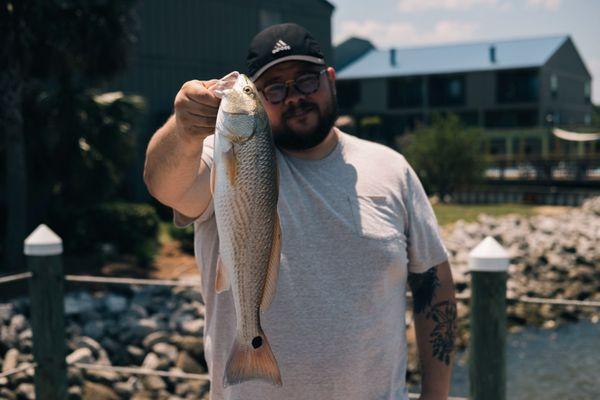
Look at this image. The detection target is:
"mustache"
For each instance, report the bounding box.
[283,101,317,119]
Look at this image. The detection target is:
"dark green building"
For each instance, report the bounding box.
[112,0,334,199]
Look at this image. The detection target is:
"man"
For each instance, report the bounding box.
[144,23,456,400]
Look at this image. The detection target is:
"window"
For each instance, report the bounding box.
[496,69,539,103]
[387,114,424,133]
[585,114,591,125]
[259,9,282,31]
[387,77,423,109]
[428,74,465,107]
[550,74,558,100]
[336,80,361,109]
[484,109,539,128]
[489,138,507,155]
[584,81,591,103]
[524,138,542,156]
[455,110,479,126]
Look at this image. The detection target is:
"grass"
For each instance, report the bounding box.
[432,203,541,226]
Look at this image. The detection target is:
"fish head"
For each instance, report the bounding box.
[217,74,265,143]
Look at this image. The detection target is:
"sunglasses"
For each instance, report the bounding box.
[260,69,327,104]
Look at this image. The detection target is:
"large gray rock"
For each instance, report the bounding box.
[176,351,205,374]
[0,304,15,324]
[104,293,129,314]
[64,292,96,315]
[142,375,167,391]
[180,319,204,336]
[172,335,204,358]
[142,331,172,349]
[0,387,16,400]
[153,342,179,364]
[2,348,20,372]
[126,345,146,365]
[67,385,82,400]
[9,315,27,335]
[82,381,120,400]
[84,368,120,385]
[67,348,94,365]
[83,320,106,340]
[113,380,135,398]
[16,383,35,400]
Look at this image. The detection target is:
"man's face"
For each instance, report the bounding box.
[255,61,338,151]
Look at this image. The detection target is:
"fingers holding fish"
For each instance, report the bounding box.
[174,79,222,141]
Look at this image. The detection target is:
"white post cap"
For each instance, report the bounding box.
[468,236,509,272]
[24,224,63,256]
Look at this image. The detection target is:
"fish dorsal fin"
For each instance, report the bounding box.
[260,211,281,311]
[215,255,231,293]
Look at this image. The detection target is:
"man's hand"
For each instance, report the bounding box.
[173,79,221,143]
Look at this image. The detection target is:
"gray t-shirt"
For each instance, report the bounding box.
[173,129,449,400]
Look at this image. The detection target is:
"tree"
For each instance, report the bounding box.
[403,113,486,201]
[0,0,139,271]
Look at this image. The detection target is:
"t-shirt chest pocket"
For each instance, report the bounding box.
[348,194,402,240]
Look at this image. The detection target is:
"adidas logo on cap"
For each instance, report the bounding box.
[271,39,291,54]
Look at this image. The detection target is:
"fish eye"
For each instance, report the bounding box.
[243,86,253,95]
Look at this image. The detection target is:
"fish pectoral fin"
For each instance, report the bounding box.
[224,146,237,186]
[215,256,231,293]
[260,212,281,311]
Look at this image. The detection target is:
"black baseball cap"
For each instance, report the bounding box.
[246,23,326,82]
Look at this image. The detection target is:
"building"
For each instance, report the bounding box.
[111,0,334,200]
[335,35,595,159]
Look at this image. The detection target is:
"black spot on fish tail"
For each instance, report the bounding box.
[252,336,263,349]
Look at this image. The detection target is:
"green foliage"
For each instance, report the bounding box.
[52,202,160,267]
[1,0,139,83]
[1,0,141,265]
[403,113,486,199]
[168,224,195,255]
[24,89,146,214]
[432,203,538,226]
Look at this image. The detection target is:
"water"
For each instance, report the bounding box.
[446,321,600,399]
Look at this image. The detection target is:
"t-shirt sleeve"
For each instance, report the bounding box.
[172,135,216,228]
[402,158,449,273]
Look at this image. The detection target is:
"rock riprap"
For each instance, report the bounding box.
[0,285,209,399]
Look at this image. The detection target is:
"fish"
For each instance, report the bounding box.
[211,72,282,388]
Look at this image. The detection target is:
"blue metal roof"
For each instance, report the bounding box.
[337,35,569,80]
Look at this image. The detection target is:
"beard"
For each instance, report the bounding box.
[271,86,338,151]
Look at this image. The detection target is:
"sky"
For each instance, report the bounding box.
[330,0,600,103]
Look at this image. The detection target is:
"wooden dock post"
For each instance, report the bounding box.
[468,236,509,400]
[24,224,68,400]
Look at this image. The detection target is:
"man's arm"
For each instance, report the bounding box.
[408,260,457,400]
[143,79,219,218]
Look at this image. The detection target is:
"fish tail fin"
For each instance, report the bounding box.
[223,330,282,387]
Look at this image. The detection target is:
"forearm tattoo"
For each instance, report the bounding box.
[408,266,457,366]
[426,300,457,365]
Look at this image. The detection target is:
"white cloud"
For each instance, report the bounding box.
[334,20,479,47]
[397,0,501,12]
[527,0,561,11]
